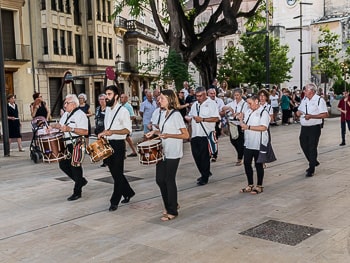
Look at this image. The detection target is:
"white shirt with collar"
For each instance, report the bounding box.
[59,108,88,142]
[188,98,220,137]
[298,94,328,126]
[104,103,132,140]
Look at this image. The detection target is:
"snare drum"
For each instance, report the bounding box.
[137,139,163,165]
[86,137,114,163]
[37,132,67,163]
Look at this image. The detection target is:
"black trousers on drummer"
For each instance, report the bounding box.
[107,139,135,206]
[299,125,321,173]
[59,144,86,195]
[230,127,244,160]
[243,148,264,186]
[156,158,180,216]
[191,136,211,182]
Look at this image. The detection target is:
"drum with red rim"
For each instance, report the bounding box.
[137,139,163,165]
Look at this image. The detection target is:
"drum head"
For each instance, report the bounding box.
[138,139,161,147]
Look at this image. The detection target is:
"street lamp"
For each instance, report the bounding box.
[293,2,313,90]
[115,54,121,84]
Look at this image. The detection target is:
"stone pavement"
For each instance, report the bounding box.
[1,117,350,262]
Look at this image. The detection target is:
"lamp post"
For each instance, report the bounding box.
[115,54,121,86]
[293,2,313,89]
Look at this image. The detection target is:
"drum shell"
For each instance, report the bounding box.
[37,132,67,163]
[137,139,163,165]
[86,138,114,163]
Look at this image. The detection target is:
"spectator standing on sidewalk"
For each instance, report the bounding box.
[7,94,24,152]
[140,91,157,134]
[337,90,350,146]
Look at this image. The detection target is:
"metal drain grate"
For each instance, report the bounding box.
[240,219,322,246]
[95,175,142,184]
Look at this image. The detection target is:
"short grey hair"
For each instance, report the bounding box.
[66,94,79,106]
[305,83,317,92]
[195,86,206,93]
[98,93,106,99]
[78,93,87,101]
[233,88,243,95]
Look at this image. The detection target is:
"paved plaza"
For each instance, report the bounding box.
[1,117,350,262]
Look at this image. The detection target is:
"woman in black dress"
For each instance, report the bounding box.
[30,92,50,120]
[7,94,24,152]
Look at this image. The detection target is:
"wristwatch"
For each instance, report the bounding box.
[71,127,75,132]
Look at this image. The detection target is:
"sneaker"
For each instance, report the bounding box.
[211,157,217,162]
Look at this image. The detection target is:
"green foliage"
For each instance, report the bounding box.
[218,33,293,87]
[162,49,190,91]
[312,26,342,81]
[332,78,348,95]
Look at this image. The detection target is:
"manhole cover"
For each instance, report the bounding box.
[95,175,142,184]
[240,219,322,246]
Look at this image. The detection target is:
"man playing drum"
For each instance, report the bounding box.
[98,85,135,212]
[51,94,89,201]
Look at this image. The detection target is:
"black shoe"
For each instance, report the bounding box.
[100,163,106,167]
[109,204,118,211]
[121,193,135,204]
[197,179,208,186]
[127,153,137,157]
[305,171,314,177]
[82,178,88,187]
[67,193,81,201]
[340,142,346,146]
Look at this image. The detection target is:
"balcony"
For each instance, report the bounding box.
[4,44,31,61]
[116,61,137,74]
[126,20,157,37]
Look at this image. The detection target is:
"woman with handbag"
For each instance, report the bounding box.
[239,95,270,195]
[145,89,189,221]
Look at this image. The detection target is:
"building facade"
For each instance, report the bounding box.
[1,0,166,121]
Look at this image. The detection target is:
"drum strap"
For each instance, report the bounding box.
[64,108,79,125]
[160,110,177,133]
[107,106,122,130]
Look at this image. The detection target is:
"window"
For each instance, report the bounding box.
[58,0,64,12]
[108,38,112,59]
[67,31,72,55]
[102,0,106,22]
[87,0,92,20]
[65,0,71,13]
[51,0,56,10]
[53,28,59,54]
[107,1,111,22]
[98,36,102,58]
[60,30,66,55]
[96,0,101,21]
[1,10,16,59]
[103,37,107,59]
[89,36,94,58]
[41,0,46,10]
[42,28,48,54]
[73,0,81,25]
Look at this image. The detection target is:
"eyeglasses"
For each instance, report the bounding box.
[64,101,74,105]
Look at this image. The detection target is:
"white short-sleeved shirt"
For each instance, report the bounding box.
[158,110,186,159]
[269,94,279,108]
[188,98,220,137]
[261,102,273,115]
[104,103,132,140]
[59,109,88,143]
[151,108,165,129]
[243,106,270,150]
[298,95,328,126]
[226,99,249,114]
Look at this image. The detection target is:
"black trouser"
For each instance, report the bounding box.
[191,136,211,182]
[59,144,86,195]
[282,109,290,124]
[107,140,135,206]
[243,148,264,186]
[340,120,350,143]
[230,127,244,160]
[156,158,180,216]
[299,125,321,173]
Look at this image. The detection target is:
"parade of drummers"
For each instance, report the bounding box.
[2,0,350,261]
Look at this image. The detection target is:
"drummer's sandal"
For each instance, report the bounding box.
[161,214,177,221]
[240,184,254,193]
[251,185,264,195]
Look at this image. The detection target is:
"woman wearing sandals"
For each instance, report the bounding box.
[146,89,189,221]
[239,95,270,195]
